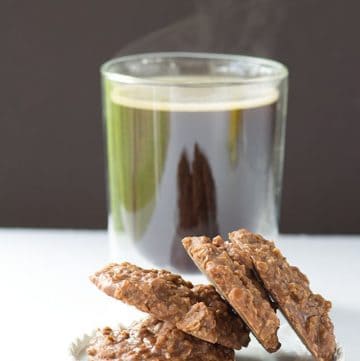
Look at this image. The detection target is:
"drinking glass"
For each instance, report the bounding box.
[101,52,288,273]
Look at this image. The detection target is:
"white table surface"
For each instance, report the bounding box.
[0,229,359,361]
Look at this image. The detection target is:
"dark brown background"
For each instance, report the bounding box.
[1,0,359,233]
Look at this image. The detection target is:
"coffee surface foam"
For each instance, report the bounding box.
[110,76,279,111]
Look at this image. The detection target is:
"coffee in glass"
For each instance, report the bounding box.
[102,53,288,273]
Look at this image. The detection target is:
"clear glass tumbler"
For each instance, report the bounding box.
[101,52,288,273]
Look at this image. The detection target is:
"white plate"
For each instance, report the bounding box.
[68,323,344,361]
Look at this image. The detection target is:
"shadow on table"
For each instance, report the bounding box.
[330,305,358,360]
[237,305,355,361]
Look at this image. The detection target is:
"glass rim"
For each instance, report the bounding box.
[101,52,288,87]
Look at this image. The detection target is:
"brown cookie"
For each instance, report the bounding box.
[190,284,250,348]
[90,262,249,349]
[87,317,235,361]
[182,235,280,353]
[229,229,336,361]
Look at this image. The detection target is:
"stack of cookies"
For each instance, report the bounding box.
[87,229,336,361]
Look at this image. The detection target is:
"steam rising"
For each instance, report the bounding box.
[117,0,286,57]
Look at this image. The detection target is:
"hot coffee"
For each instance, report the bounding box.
[105,76,283,272]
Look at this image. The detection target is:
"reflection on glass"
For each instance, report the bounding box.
[105,79,169,239]
[228,109,243,168]
[171,145,218,270]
